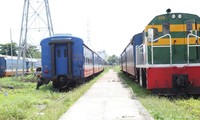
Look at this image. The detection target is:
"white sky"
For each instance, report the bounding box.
[1,0,200,56]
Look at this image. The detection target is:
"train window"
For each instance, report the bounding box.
[163,22,170,35]
[147,28,158,42]
[86,58,89,64]
[90,59,93,64]
[147,29,154,42]
[89,59,91,64]
[57,49,61,57]
[147,29,155,41]
[64,49,67,57]
[186,21,193,32]
[154,28,158,39]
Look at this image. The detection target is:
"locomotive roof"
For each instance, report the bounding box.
[40,34,83,45]
[148,13,200,25]
[42,34,82,40]
[40,34,103,60]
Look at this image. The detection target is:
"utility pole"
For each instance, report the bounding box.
[16,0,54,75]
[86,18,91,47]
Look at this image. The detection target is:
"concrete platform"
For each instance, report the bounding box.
[59,69,154,120]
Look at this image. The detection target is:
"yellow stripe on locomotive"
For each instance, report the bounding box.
[145,24,199,33]
[143,13,200,64]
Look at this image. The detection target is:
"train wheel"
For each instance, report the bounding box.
[52,81,60,89]
[136,69,140,83]
[142,68,147,88]
[139,68,147,88]
[59,76,69,89]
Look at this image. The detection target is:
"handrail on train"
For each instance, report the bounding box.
[136,44,145,66]
[150,34,172,65]
[136,34,172,67]
[187,32,200,64]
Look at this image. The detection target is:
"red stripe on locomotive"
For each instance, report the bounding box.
[147,66,200,89]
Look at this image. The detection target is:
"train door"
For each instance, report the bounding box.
[55,45,68,75]
[185,19,198,61]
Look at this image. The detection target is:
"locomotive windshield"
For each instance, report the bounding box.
[162,22,170,35]
[147,28,158,42]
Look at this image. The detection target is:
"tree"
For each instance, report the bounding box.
[0,43,18,56]
[107,55,119,66]
[0,43,41,58]
[25,45,41,58]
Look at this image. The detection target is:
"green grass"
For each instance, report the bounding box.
[0,68,109,120]
[115,66,200,120]
[4,67,200,120]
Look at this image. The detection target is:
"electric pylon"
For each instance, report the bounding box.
[16,0,54,75]
[86,18,91,47]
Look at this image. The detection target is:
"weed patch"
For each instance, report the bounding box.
[0,68,109,119]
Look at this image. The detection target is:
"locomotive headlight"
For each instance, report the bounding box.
[172,14,176,19]
[178,14,182,19]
